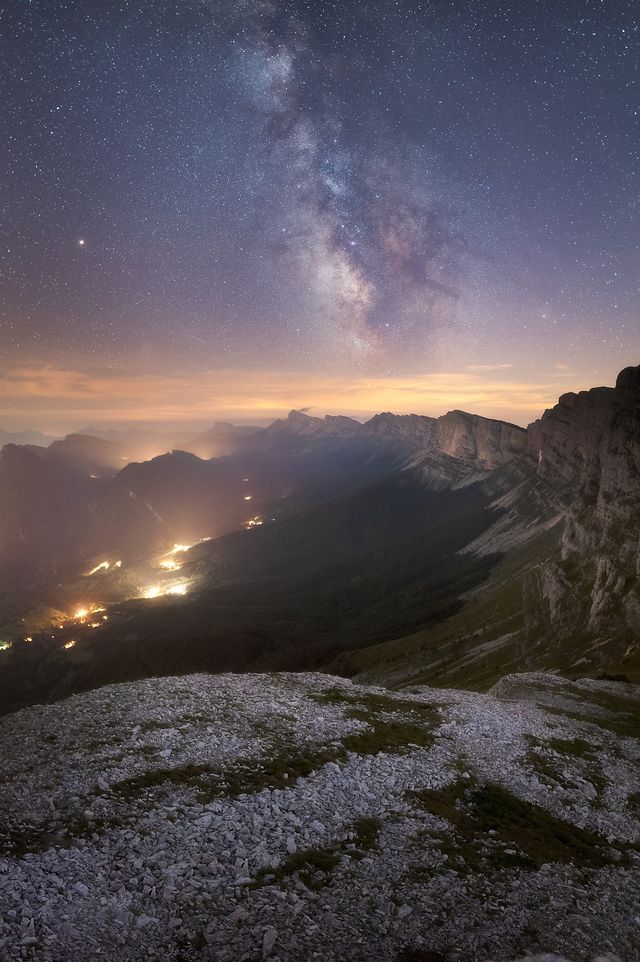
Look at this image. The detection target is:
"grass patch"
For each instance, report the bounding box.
[112,763,225,800]
[545,700,640,740]
[110,744,350,802]
[311,686,357,705]
[407,779,620,872]
[109,696,440,804]
[138,720,177,733]
[526,735,607,797]
[627,792,640,817]
[586,691,640,740]
[0,809,121,858]
[526,742,566,788]
[340,692,441,755]
[313,686,443,719]
[351,816,381,851]
[253,815,382,890]
[224,746,345,796]
[342,713,434,754]
[547,735,595,756]
[254,846,341,890]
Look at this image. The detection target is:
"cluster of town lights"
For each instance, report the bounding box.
[85,560,122,576]
[142,583,188,599]
[74,605,107,622]
[7,540,209,655]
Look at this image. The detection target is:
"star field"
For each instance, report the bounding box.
[1,0,639,423]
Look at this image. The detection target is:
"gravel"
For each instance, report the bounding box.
[0,671,638,962]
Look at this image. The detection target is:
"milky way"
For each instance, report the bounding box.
[1,0,639,416]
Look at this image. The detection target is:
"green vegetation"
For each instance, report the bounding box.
[342,713,434,754]
[329,524,564,692]
[586,690,640,740]
[526,734,607,798]
[138,719,177,733]
[545,690,640,741]
[253,816,382,890]
[351,816,381,851]
[110,691,440,802]
[112,762,224,800]
[110,749,346,802]
[254,846,341,890]
[312,687,441,755]
[627,792,640,817]
[0,809,119,859]
[407,779,620,873]
[546,735,595,755]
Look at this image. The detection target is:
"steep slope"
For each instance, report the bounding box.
[0,671,637,961]
[0,444,97,617]
[45,433,129,477]
[0,460,502,713]
[0,431,407,632]
[341,365,640,690]
[0,443,169,623]
[269,407,528,470]
[528,365,640,645]
[363,410,527,468]
[2,366,639,707]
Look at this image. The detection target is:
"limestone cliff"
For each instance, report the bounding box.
[529,365,640,641]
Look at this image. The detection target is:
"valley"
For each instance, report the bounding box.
[1,366,639,712]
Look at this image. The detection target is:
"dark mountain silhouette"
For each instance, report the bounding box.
[0,365,639,713]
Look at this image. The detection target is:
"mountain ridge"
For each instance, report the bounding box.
[1,364,639,713]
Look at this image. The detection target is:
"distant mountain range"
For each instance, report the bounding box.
[0,365,639,712]
[0,429,59,448]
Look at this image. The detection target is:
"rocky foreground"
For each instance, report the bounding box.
[1,672,639,962]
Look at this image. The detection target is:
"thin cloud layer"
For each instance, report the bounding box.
[0,364,584,432]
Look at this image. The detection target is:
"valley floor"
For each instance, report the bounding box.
[0,672,639,962]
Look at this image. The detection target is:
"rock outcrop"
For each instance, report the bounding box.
[528,364,640,637]
[364,411,439,446]
[267,408,528,470]
[435,409,528,468]
[266,410,364,439]
[364,410,528,468]
[268,407,527,473]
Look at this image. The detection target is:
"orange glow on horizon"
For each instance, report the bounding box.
[0,362,617,431]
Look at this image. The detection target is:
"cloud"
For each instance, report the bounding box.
[466,363,515,373]
[0,363,586,431]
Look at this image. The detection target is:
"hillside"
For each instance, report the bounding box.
[335,367,640,690]
[0,671,638,961]
[1,366,639,712]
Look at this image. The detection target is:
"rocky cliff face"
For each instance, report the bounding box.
[363,411,439,446]
[266,410,364,439]
[342,366,640,691]
[528,365,640,642]
[271,408,528,472]
[435,410,528,468]
[364,410,528,468]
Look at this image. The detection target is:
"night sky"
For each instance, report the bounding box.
[1,0,639,429]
